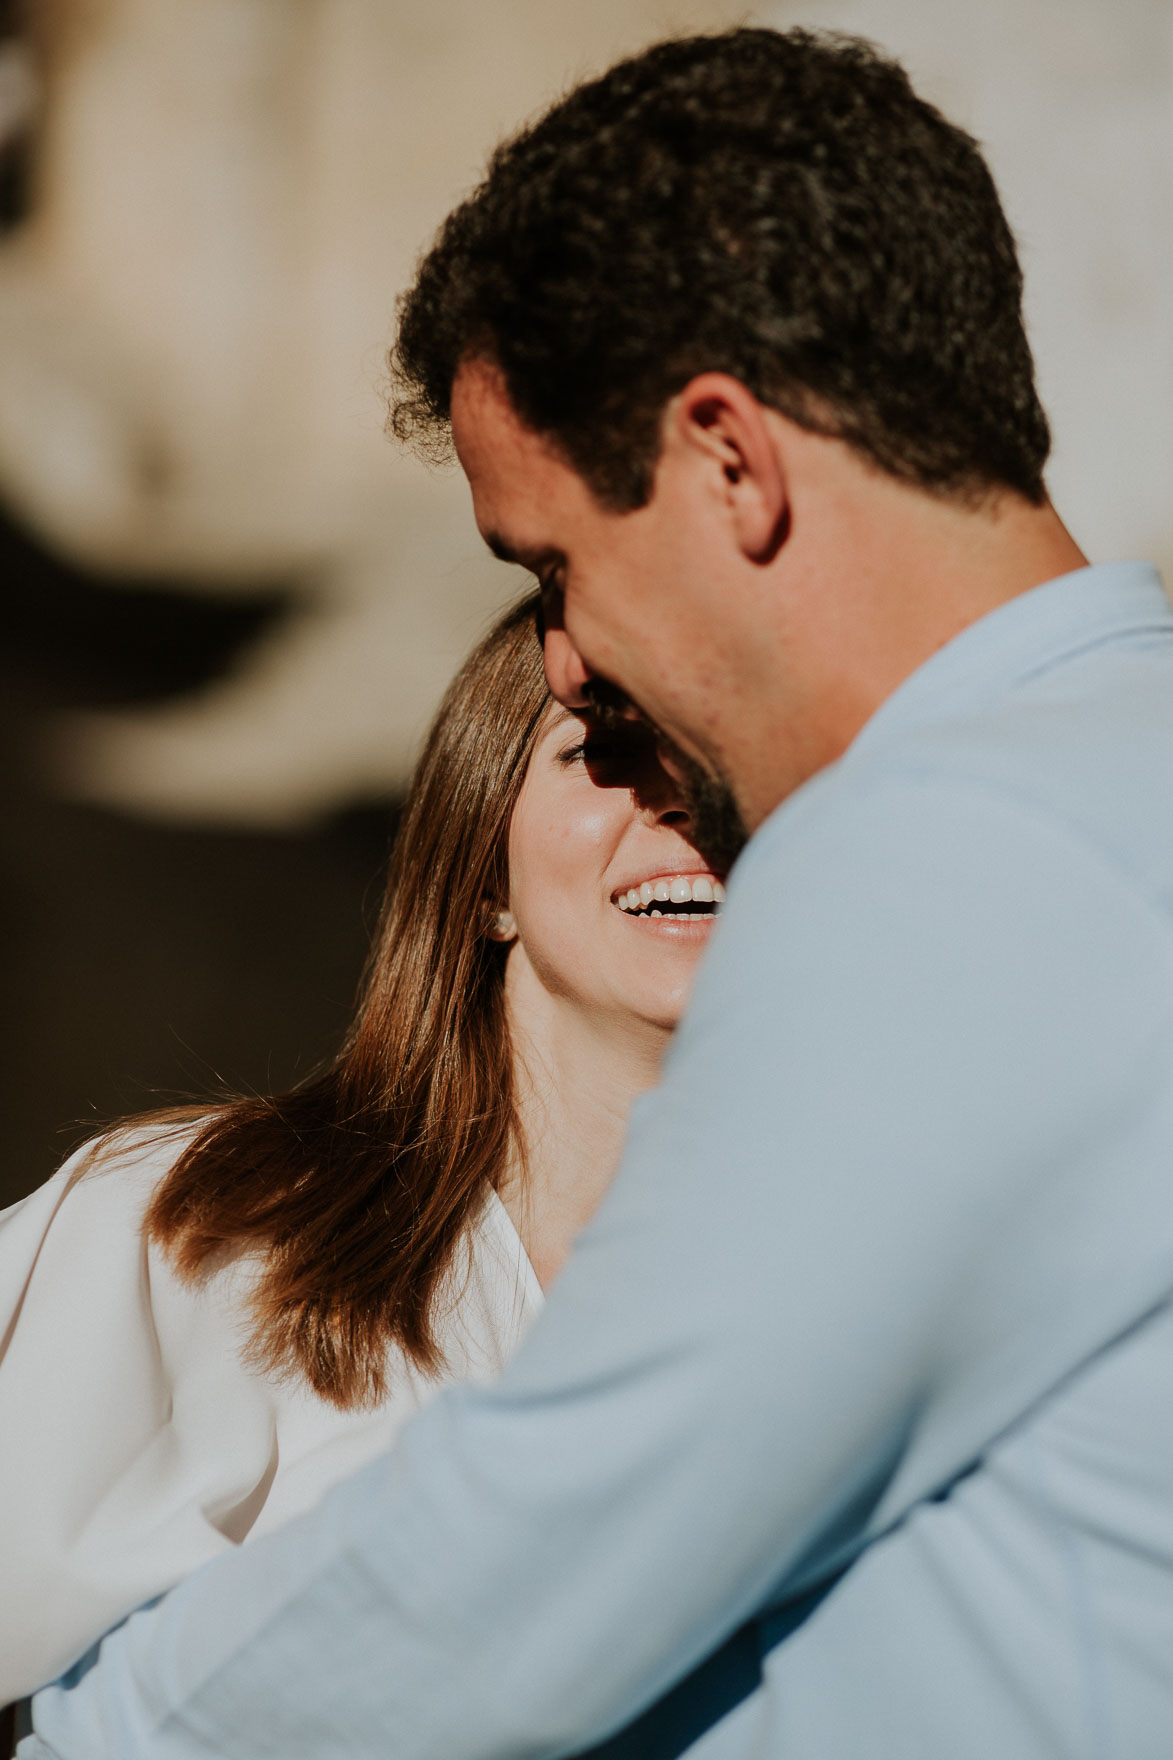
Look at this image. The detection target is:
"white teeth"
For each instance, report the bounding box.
[616,875,725,916]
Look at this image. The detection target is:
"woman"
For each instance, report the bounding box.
[0,593,725,1711]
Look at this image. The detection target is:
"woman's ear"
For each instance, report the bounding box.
[487,908,518,943]
[670,373,790,564]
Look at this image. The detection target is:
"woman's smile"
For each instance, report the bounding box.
[506,704,726,1027]
[612,870,726,923]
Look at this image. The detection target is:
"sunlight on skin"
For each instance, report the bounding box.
[452,357,1088,834]
[495,704,724,1289]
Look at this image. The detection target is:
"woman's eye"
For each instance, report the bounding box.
[559,739,602,765]
[558,736,623,767]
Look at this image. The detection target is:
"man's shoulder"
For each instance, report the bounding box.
[743,678,1173,923]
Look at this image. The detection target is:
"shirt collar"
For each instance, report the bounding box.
[848,561,1173,760]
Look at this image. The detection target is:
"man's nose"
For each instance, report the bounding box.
[654,737,690,792]
[640,751,694,829]
[542,626,593,709]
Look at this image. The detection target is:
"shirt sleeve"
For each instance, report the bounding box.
[23,772,1173,1760]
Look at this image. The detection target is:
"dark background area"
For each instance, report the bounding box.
[0,510,396,1209]
[0,5,395,1210]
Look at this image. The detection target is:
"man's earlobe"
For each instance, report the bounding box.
[719,419,789,565]
[749,499,790,564]
[673,373,790,564]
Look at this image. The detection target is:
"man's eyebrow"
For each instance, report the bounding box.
[483,531,561,575]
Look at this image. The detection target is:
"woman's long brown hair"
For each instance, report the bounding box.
[137,593,549,1409]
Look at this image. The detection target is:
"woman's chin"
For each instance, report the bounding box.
[606,925,713,1028]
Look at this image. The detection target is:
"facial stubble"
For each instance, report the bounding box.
[582,681,749,876]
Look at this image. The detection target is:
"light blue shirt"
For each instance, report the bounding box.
[23,562,1173,1759]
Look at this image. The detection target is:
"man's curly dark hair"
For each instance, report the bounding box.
[389,27,1050,511]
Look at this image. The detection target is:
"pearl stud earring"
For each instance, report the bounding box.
[490,909,517,942]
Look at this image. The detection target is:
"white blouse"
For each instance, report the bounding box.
[0,1127,543,1704]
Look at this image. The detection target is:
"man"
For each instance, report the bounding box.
[21,27,1173,1759]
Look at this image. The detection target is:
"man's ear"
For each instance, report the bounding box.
[669,373,789,564]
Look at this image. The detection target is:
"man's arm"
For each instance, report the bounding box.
[25,773,1173,1759]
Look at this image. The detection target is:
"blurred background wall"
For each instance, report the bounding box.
[2,0,1171,1204]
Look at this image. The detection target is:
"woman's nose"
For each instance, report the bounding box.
[542,625,594,709]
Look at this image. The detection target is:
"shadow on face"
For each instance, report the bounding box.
[504,706,731,1034]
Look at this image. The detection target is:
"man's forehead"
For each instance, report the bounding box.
[451,358,590,563]
[451,357,536,466]
[449,354,502,426]
[483,528,563,577]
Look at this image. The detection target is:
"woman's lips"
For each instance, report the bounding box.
[611,873,726,918]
